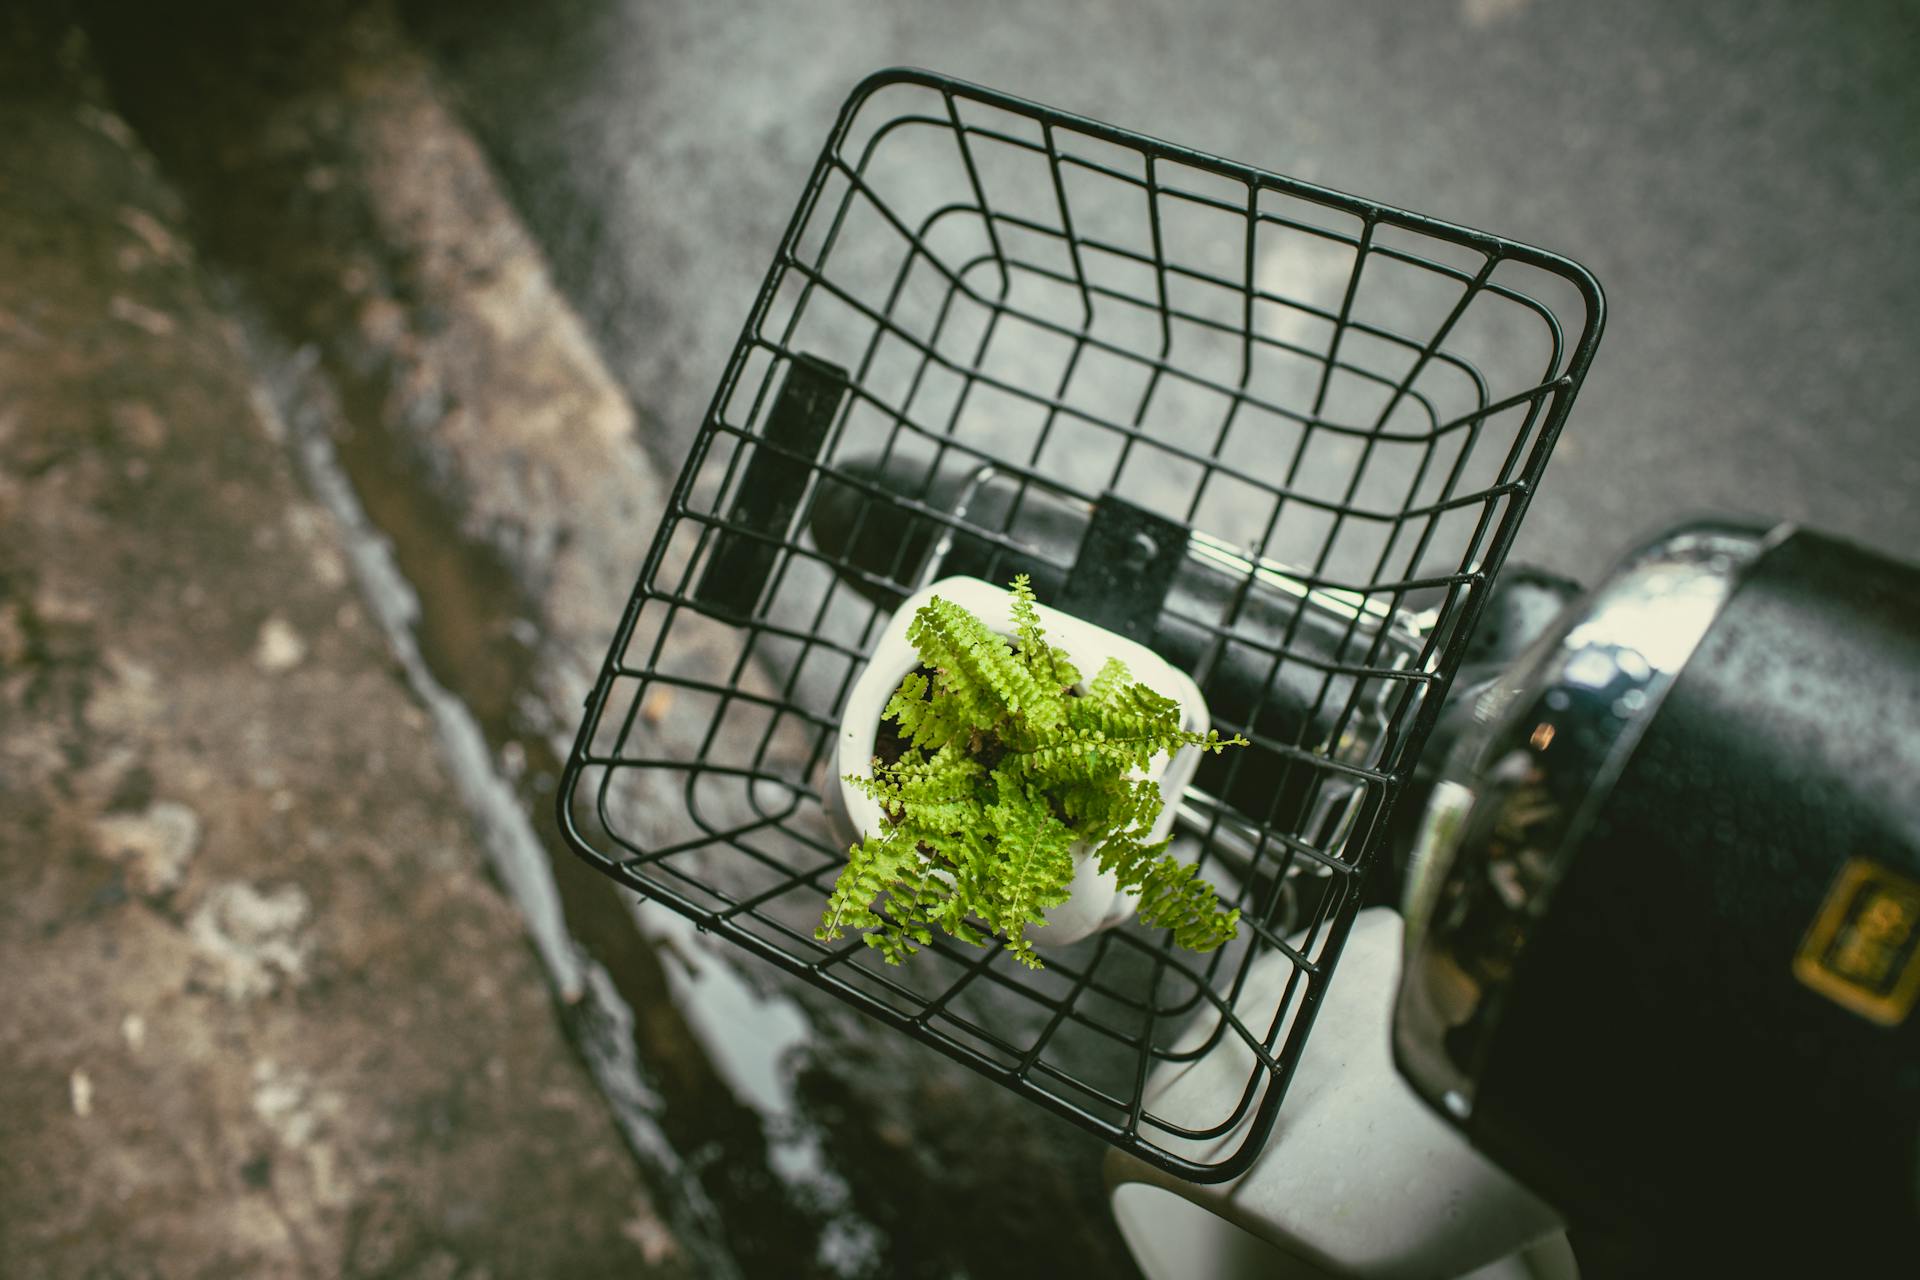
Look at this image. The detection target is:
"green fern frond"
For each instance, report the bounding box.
[820,577,1247,969]
[1135,854,1242,953]
[908,595,1054,729]
[1009,574,1080,694]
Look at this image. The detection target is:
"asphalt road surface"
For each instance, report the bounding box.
[411,0,1920,586]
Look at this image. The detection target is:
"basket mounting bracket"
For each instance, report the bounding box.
[1057,493,1187,644]
[694,353,848,622]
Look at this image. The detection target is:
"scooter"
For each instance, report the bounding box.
[559,69,1920,1277]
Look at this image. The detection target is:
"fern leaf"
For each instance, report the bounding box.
[982,777,1075,956]
[908,596,1052,731]
[822,576,1246,969]
[1134,853,1240,953]
[1009,574,1080,697]
[818,825,928,942]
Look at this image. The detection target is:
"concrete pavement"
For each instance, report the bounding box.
[0,10,689,1275]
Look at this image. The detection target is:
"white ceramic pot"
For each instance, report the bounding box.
[822,576,1210,948]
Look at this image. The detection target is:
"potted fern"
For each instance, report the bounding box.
[818,575,1246,968]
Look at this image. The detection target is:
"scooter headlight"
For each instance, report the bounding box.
[1393,521,1770,1120]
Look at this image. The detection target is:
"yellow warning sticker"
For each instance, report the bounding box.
[1794,859,1920,1027]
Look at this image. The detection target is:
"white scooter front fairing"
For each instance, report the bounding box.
[1106,909,1575,1280]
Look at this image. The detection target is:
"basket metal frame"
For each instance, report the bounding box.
[558,67,1605,1182]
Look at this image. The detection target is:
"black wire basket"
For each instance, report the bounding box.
[559,68,1604,1182]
